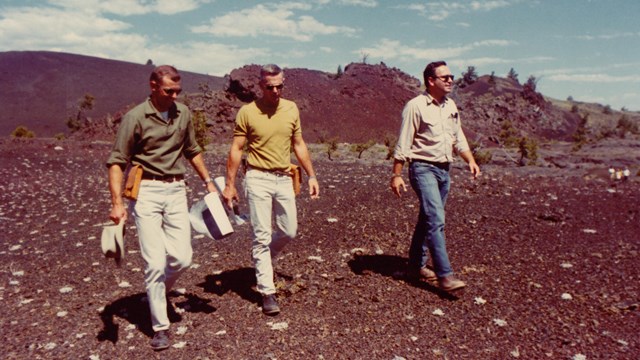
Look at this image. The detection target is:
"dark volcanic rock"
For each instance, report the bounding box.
[0,138,638,359]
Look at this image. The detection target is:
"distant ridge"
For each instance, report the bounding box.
[0,51,224,137]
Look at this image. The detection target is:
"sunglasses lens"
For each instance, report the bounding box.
[164,88,181,95]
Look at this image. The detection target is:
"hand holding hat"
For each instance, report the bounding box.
[101,221,125,266]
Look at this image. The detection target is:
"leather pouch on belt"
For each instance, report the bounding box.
[123,164,143,201]
[290,164,302,196]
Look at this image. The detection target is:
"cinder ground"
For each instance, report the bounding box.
[0,139,638,359]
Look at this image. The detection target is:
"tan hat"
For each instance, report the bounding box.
[101,221,125,266]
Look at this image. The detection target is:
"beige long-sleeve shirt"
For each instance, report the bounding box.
[393,93,470,163]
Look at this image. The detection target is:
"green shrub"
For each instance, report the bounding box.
[383,134,397,160]
[499,119,520,147]
[518,136,538,166]
[54,133,65,141]
[617,114,639,136]
[350,140,375,159]
[469,140,492,165]
[11,126,35,138]
[193,110,210,148]
[326,137,339,160]
[572,114,589,151]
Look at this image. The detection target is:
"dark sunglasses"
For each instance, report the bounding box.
[265,84,284,90]
[163,88,182,96]
[434,75,455,82]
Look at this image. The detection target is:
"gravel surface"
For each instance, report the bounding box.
[0,139,638,359]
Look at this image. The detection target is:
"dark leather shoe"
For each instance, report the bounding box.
[438,275,466,292]
[262,294,280,316]
[150,330,170,351]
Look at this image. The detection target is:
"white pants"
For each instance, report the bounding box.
[245,169,297,295]
[132,180,192,331]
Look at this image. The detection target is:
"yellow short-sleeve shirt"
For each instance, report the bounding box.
[234,98,302,171]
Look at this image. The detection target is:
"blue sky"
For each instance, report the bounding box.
[1,0,639,110]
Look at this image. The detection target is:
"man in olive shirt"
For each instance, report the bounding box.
[106,65,217,351]
[390,61,480,292]
[222,64,319,316]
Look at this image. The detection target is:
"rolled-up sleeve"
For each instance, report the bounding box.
[106,114,137,169]
[181,111,202,160]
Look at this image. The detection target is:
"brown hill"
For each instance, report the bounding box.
[0,51,224,137]
[3,51,639,147]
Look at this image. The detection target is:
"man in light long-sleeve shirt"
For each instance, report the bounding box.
[390,60,480,292]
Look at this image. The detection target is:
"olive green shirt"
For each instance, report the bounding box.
[106,98,202,176]
[234,98,302,171]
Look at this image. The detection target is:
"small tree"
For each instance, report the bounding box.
[350,140,375,159]
[488,71,496,87]
[360,52,369,64]
[459,66,478,88]
[518,136,538,166]
[507,68,519,83]
[499,119,520,147]
[572,113,589,151]
[336,65,343,78]
[522,75,544,106]
[617,114,639,137]
[469,140,492,165]
[326,137,339,160]
[11,125,35,138]
[193,110,210,148]
[383,134,397,160]
[66,93,95,132]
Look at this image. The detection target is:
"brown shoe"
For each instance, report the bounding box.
[419,267,438,281]
[438,275,466,292]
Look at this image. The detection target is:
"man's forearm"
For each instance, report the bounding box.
[108,165,124,206]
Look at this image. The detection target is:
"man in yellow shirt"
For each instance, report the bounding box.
[222,64,319,315]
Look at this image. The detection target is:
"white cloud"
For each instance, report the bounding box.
[337,0,378,7]
[0,6,138,51]
[0,3,263,75]
[547,73,640,83]
[357,38,514,62]
[191,3,357,41]
[398,0,517,21]
[150,42,268,75]
[315,0,377,6]
[46,0,209,15]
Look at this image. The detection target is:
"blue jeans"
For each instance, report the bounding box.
[245,169,297,295]
[408,161,453,278]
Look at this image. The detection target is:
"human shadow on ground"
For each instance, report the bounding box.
[97,291,216,344]
[347,254,460,301]
[197,267,261,305]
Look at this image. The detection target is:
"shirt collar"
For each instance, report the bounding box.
[425,93,448,107]
[143,97,180,119]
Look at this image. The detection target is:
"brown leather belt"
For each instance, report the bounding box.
[247,165,292,177]
[141,173,185,182]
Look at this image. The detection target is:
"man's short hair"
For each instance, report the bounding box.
[423,61,447,89]
[260,64,283,81]
[150,65,181,83]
